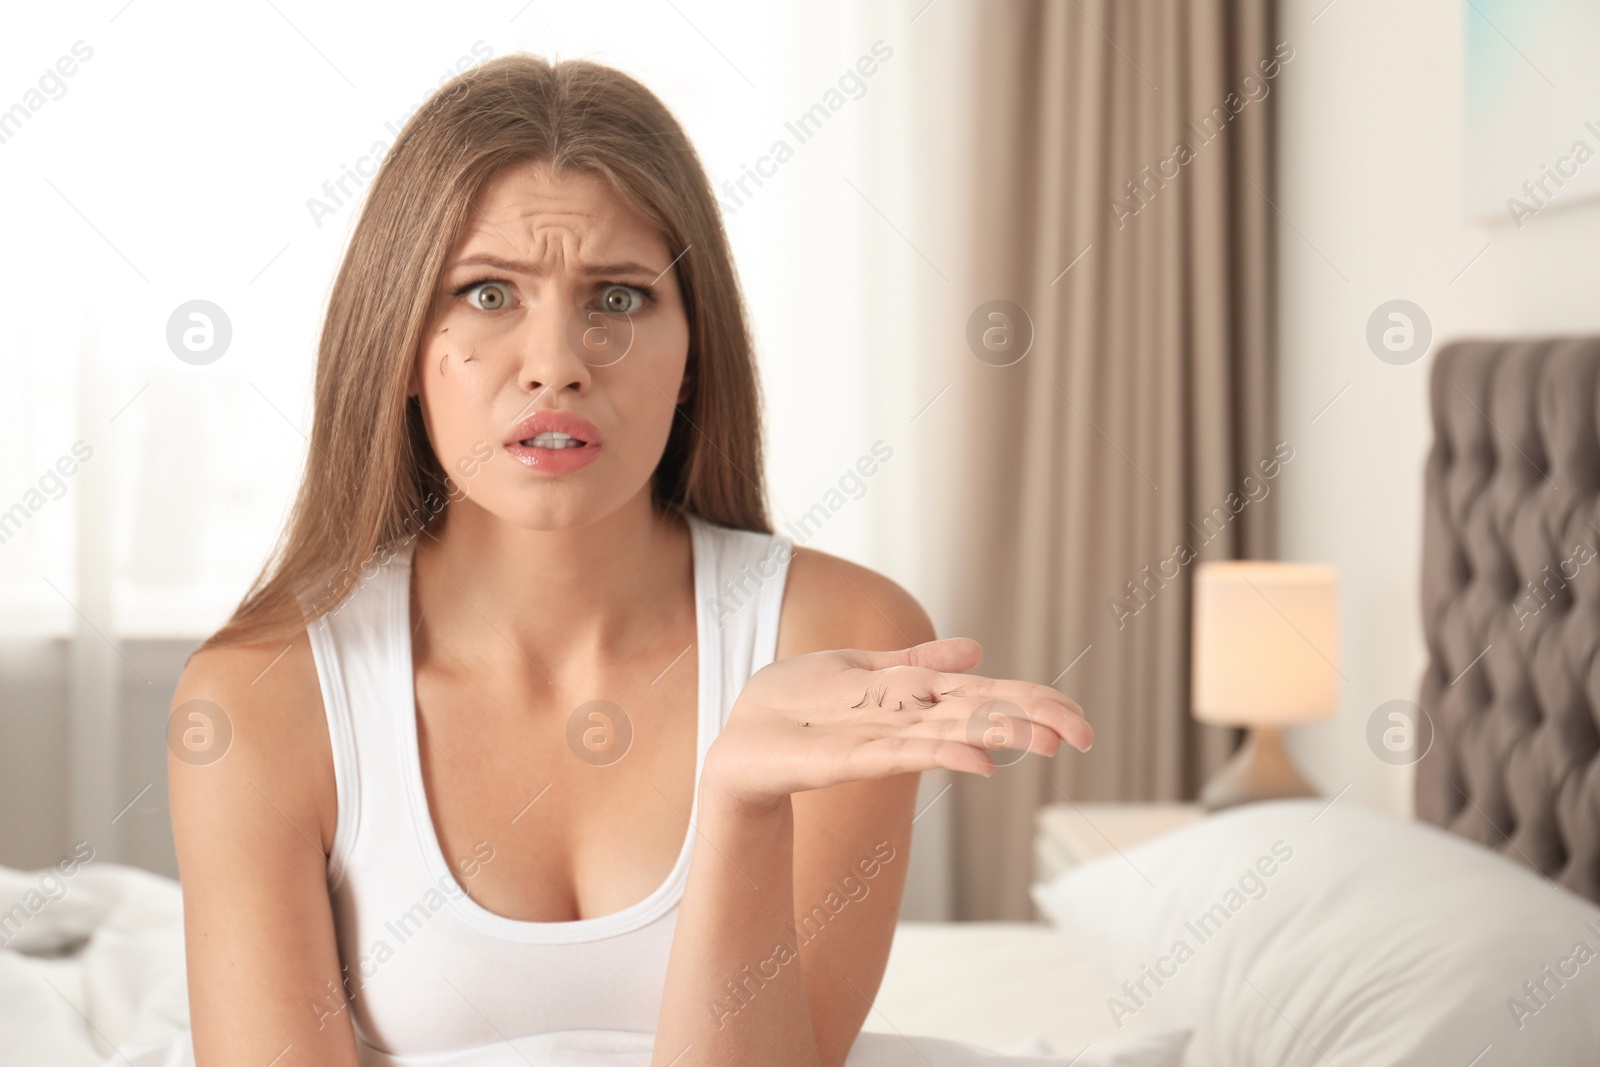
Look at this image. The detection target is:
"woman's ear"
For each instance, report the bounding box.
[675,361,693,405]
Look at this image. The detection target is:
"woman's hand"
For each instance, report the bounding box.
[702,636,1091,809]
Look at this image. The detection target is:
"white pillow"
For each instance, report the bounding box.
[1030,799,1600,1067]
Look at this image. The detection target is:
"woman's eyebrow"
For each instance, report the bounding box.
[447,253,662,277]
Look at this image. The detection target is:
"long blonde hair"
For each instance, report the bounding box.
[197,53,769,655]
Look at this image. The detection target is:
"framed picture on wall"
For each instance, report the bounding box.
[1464,0,1600,226]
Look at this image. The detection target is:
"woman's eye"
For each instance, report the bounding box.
[463,281,512,311]
[597,284,648,315]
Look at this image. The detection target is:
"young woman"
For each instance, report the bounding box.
[167,53,1091,1067]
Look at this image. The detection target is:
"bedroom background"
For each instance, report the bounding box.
[2,0,1597,927]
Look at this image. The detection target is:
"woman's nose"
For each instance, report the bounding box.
[517,294,594,394]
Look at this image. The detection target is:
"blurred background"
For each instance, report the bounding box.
[3,0,1596,923]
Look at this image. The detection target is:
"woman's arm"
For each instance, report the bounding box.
[169,635,363,1067]
[652,551,1089,1066]
[653,781,817,1066]
[783,556,927,1066]
[650,767,918,1067]
[788,765,921,1065]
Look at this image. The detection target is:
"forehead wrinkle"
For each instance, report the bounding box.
[522,217,598,271]
[456,217,662,280]
[472,201,606,263]
[454,172,664,279]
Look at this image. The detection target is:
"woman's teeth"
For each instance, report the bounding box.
[523,431,585,449]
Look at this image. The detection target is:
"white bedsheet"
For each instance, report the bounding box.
[0,862,1183,1066]
[875,921,1182,1056]
[0,861,189,1066]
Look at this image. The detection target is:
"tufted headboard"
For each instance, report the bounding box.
[1417,336,1600,904]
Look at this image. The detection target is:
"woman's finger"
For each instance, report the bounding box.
[927,675,1091,752]
[893,706,1069,759]
[840,645,1088,743]
[846,661,1087,739]
[844,636,983,675]
[839,734,1000,780]
[878,678,1089,753]
[929,671,1085,720]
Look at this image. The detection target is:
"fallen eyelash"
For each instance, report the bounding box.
[851,686,952,710]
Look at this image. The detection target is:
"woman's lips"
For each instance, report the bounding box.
[504,409,603,447]
[504,438,602,474]
[501,408,604,474]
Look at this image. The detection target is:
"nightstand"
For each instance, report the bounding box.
[1033,802,1205,885]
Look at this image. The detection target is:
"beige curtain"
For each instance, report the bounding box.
[941,0,1279,919]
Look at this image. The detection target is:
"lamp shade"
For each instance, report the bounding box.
[1191,561,1340,726]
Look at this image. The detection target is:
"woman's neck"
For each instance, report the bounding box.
[409,494,691,678]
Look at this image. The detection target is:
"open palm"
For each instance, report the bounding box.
[703,636,1092,805]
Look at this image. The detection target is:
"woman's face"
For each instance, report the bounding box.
[410,160,691,529]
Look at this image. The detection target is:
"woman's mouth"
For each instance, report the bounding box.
[521,431,587,450]
[505,433,601,473]
[503,410,603,473]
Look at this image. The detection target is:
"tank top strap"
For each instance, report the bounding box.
[304,540,416,891]
[696,515,794,732]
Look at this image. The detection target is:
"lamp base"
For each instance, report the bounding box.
[1200,725,1318,812]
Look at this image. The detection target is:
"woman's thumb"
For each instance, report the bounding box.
[861,636,982,673]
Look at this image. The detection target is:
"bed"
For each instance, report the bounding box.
[1414,335,1600,902]
[4,337,1600,1065]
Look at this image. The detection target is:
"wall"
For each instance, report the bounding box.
[1275,0,1600,814]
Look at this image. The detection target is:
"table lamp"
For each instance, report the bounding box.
[1190,560,1340,811]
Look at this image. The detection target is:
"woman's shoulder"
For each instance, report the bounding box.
[174,629,328,745]
[170,629,338,853]
[776,543,937,659]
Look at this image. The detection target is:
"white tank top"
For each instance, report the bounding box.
[304,512,794,1064]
